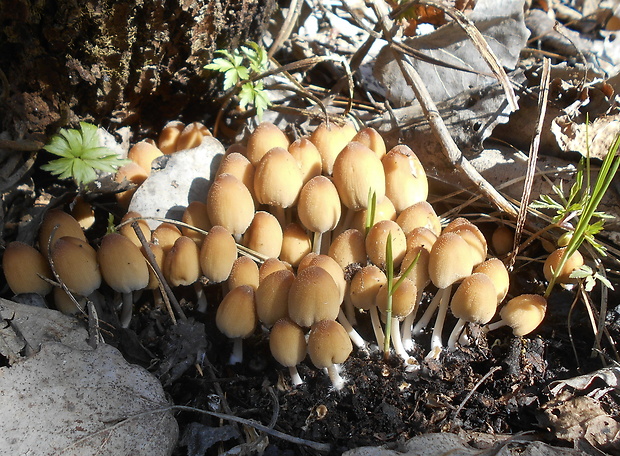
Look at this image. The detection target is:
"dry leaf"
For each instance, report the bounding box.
[552,114,620,159]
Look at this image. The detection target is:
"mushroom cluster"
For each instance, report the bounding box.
[2,120,582,391]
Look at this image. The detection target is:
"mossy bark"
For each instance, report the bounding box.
[0,0,277,139]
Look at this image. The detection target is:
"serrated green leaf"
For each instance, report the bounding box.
[205,57,236,73]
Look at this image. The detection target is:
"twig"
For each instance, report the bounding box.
[452,366,500,421]
[507,58,551,269]
[268,0,304,59]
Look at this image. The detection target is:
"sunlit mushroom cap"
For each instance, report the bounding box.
[396,201,441,237]
[300,254,346,303]
[215,285,258,339]
[350,196,397,233]
[256,269,295,327]
[246,121,290,166]
[365,220,407,269]
[307,319,352,369]
[140,242,165,290]
[376,276,418,319]
[382,145,428,212]
[491,224,514,256]
[288,137,322,184]
[400,228,435,292]
[157,120,185,154]
[451,272,498,325]
[429,232,475,289]
[241,211,283,259]
[207,173,255,236]
[114,162,148,209]
[253,147,304,209]
[151,222,182,255]
[473,258,510,303]
[352,127,386,159]
[119,211,151,248]
[543,247,584,284]
[309,121,357,175]
[269,317,307,367]
[181,201,212,245]
[288,266,341,327]
[51,236,101,296]
[127,140,163,174]
[259,258,294,282]
[443,218,487,266]
[349,265,387,311]
[280,223,312,267]
[328,229,367,270]
[332,141,386,211]
[3,241,53,296]
[164,236,201,287]
[39,209,87,259]
[175,121,211,151]
[199,225,238,283]
[228,256,260,291]
[98,233,149,293]
[215,152,256,199]
[297,176,342,234]
[499,294,547,336]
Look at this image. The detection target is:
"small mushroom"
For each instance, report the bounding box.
[297,176,341,254]
[164,236,201,287]
[98,233,150,327]
[175,121,211,151]
[207,173,255,239]
[288,137,322,184]
[246,122,290,166]
[349,265,387,347]
[2,241,53,296]
[396,201,441,237]
[200,225,238,284]
[443,218,487,266]
[279,223,312,267]
[491,224,514,256]
[365,220,407,269]
[382,145,428,212]
[215,285,258,364]
[227,256,260,291]
[215,152,256,200]
[349,196,397,234]
[181,201,212,245]
[256,269,295,327]
[288,266,341,328]
[269,317,307,386]
[241,211,283,259]
[258,258,294,282]
[485,294,547,336]
[327,229,367,271]
[119,211,151,248]
[114,162,149,209]
[39,209,86,259]
[151,222,182,255]
[127,140,163,174]
[309,120,357,175]
[351,127,386,159]
[157,120,185,154]
[307,319,353,390]
[376,276,418,360]
[51,236,101,298]
[543,247,584,284]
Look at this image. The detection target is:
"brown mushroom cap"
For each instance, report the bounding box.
[253,147,304,209]
[151,222,182,255]
[396,201,441,237]
[382,145,428,212]
[114,162,149,209]
[228,256,260,291]
[309,121,357,175]
[199,225,238,283]
[375,276,418,319]
[39,209,87,259]
[351,127,386,160]
[499,294,547,336]
[175,122,210,151]
[215,152,256,199]
[241,211,283,259]
[207,173,255,236]
[349,265,387,310]
[3,241,53,295]
[71,196,95,230]
[288,266,341,327]
[429,232,475,289]
[365,220,407,269]
[269,317,307,367]
[119,211,151,248]
[164,235,201,287]
[127,140,163,174]
[259,258,294,282]
[350,196,397,233]
[301,254,347,303]
[181,201,212,245]
[450,273,498,324]
[157,120,185,154]
[491,225,514,256]
[399,227,435,292]
[98,233,150,293]
[215,285,257,339]
[443,218,488,266]
[473,258,510,303]
[51,236,101,296]
[307,319,352,369]
[140,242,165,290]
[288,137,322,183]
[246,122,291,166]
[328,229,367,270]
[53,286,81,315]
[256,269,295,327]
[543,247,584,284]
[332,141,386,211]
[297,176,342,234]
[280,223,312,267]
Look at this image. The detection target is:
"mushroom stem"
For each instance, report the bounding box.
[459,329,471,347]
[447,318,467,349]
[337,308,367,349]
[120,292,134,328]
[412,290,442,335]
[483,320,506,332]
[312,231,323,255]
[343,289,357,326]
[426,286,452,359]
[194,282,208,313]
[288,366,303,386]
[401,292,423,351]
[369,305,385,347]
[229,337,244,364]
[326,365,346,390]
[390,317,410,360]
[272,206,287,227]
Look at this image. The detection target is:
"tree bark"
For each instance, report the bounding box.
[0,0,277,139]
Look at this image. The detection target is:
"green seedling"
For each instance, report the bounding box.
[533,132,620,297]
[364,189,377,236]
[41,122,129,187]
[205,41,272,120]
